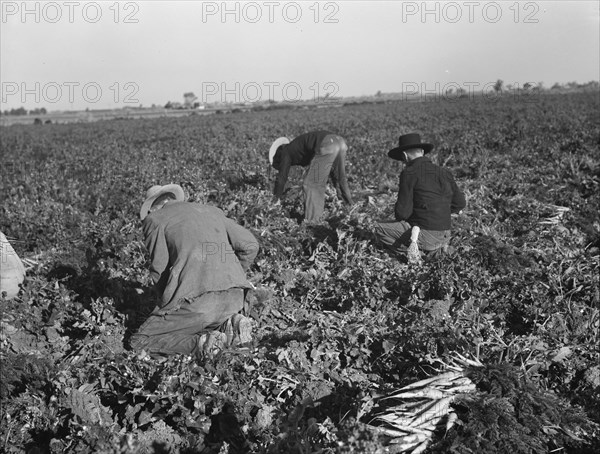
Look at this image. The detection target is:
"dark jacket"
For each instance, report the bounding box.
[395,157,466,231]
[142,202,258,311]
[272,130,332,199]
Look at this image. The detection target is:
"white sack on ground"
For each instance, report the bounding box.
[0,231,26,298]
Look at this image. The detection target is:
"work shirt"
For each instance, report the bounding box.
[142,202,259,312]
[272,130,333,199]
[395,157,466,231]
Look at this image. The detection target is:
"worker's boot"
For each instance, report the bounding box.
[197,331,227,359]
[223,317,235,347]
[231,314,253,346]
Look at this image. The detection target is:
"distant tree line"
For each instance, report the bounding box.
[491,79,599,93]
[2,107,47,116]
[3,81,598,117]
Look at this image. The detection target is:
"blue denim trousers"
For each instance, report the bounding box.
[374,220,451,252]
[303,135,350,221]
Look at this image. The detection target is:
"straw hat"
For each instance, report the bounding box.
[269,137,290,164]
[0,231,26,299]
[139,184,185,220]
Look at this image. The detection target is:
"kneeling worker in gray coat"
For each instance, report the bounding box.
[130,184,259,358]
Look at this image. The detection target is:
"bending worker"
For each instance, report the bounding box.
[269,130,354,222]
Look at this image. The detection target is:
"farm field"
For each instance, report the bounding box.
[1,91,599,453]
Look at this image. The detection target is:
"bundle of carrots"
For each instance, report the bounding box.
[366,354,482,453]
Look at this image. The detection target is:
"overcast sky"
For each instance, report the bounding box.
[1,1,599,111]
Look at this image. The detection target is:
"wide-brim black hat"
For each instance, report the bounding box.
[388,133,434,161]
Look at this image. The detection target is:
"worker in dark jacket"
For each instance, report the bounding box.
[269,131,354,222]
[130,184,259,358]
[375,133,466,256]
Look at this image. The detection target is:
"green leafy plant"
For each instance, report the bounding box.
[1,91,598,453]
